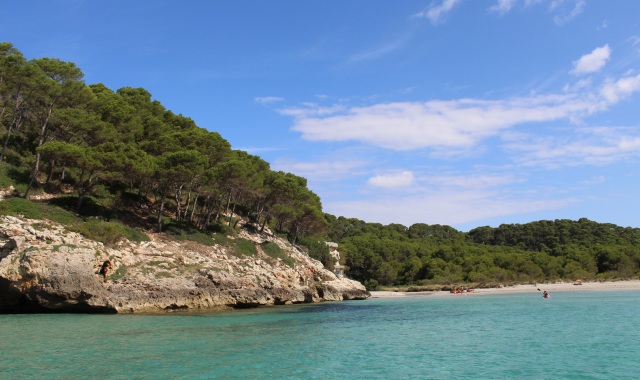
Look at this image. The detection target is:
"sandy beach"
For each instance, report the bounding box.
[370,279,640,298]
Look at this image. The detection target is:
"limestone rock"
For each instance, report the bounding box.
[0,216,369,313]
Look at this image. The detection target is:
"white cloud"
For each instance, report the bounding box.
[324,189,575,227]
[599,73,640,103]
[368,171,415,188]
[571,44,611,75]
[347,35,411,63]
[279,103,346,118]
[490,0,517,15]
[273,158,369,182]
[414,0,460,24]
[505,126,640,167]
[425,173,517,189]
[282,72,640,153]
[552,0,585,25]
[254,96,284,105]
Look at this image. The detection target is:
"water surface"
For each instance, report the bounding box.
[1,290,639,379]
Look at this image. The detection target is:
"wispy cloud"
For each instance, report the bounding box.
[489,0,585,23]
[325,187,575,227]
[571,44,611,75]
[347,34,412,64]
[281,71,640,153]
[552,0,585,25]
[254,96,284,105]
[273,158,369,182]
[490,0,517,15]
[600,74,640,103]
[505,126,640,168]
[368,171,415,188]
[413,0,460,25]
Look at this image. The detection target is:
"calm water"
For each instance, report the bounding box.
[1,290,639,379]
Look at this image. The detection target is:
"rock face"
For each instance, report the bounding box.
[0,215,369,313]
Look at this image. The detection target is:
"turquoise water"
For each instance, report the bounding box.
[1,291,639,379]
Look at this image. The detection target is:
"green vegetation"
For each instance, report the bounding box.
[2,41,639,290]
[297,236,334,270]
[0,41,327,247]
[327,216,640,290]
[108,265,127,281]
[0,197,148,246]
[68,220,149,246]
[261,241,295,268]
[165,221,217,246]
[230,238,257,257]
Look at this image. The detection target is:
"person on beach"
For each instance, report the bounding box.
[542,290,550,298]
[99,259,113,281]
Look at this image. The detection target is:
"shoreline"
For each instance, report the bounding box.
[370,279,640,298]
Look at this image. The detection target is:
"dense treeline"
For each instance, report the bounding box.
[2,42,639,289]
[327,216,640,289]
[0,42,326,243]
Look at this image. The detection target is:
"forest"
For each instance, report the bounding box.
[1,42,639,289]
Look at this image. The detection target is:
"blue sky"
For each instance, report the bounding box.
[3,0,640,231]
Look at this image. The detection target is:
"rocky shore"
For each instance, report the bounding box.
[0,215,369,313]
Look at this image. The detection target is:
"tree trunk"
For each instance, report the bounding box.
[24,106,53,198]
[156,193,167,233]
[0,87,25,165]
[174,184,183,221]
[75,170,94,213]
[45,159,55,184]
[228,196,237,227]
[189,194,199,223]
[183,187,193,221]
[0,109,24,165]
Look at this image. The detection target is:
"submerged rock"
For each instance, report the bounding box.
[0,215,369,313]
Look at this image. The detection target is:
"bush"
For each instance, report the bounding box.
[364,279,379,291]
[262,241,295,268]
[230,238,257,257]
[68,219,150,246]
[298,236,334,270]
[0,197,43,218]
[165,221,216,246]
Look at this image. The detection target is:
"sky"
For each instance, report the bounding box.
[2,0,640,231]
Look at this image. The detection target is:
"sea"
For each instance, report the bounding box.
[1,290,639,379]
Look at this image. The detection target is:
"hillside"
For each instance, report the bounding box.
[0,214,368,313]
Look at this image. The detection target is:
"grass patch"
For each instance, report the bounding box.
[228,238,257,257]
[166,221,216,246]
[0,197,45,219]
[52,244,78,252]
[108,265,127,281]
[148,260,169,267]
[155,271,174,278]
[261,241,295,268]
[0,197,150,246]
[68,219,150,246]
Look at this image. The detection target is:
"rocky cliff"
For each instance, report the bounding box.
[0,215,369,313]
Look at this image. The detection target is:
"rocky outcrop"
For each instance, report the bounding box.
[0,215,369,313]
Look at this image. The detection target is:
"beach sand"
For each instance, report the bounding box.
[370,279,640,298]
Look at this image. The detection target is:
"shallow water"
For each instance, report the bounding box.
[1,290,639,379]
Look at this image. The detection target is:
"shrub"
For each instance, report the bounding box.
[298,236,334,270]
[261,241,295,268]
[68,220,150,246]
[0,197,43,218]
[165,221,216,246]
[230,238,257,257]
[364,279,379,291]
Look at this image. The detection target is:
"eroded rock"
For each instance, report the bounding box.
[0,216,369,313]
